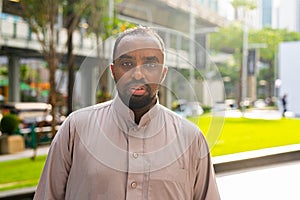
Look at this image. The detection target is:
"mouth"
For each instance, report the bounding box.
[129,85,147,96]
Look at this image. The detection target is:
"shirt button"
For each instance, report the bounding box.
[131,181,137,189]
[132,152,138,159]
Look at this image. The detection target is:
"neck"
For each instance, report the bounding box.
[132,98,157,124]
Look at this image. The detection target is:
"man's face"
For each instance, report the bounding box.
[111,35,167,109]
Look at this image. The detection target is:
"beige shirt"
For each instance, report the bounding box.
[34,95,220,200]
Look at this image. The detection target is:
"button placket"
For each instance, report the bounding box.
[126,127,145,199]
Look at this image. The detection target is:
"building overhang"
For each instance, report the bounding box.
[117,0,228,34]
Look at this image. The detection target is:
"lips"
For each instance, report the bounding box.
[130,85,147,96]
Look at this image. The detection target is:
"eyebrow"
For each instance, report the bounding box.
[144,56,159,62]
[117,54,134,60]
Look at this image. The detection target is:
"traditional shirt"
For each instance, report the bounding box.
[34,95,220,200]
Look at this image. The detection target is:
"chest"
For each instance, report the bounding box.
[67,134,195,200]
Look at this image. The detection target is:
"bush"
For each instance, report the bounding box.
[0,114,20,135]
[202,105,211,113]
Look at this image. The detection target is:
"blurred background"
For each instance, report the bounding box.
[0,0,299,199]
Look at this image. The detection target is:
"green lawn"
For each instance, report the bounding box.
[0,155,46,192]
[190,116,300,156]
[0,116,300,192]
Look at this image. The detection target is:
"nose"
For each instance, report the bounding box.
[131,65,144,80]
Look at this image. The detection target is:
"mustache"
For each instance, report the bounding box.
[124,80,149,89]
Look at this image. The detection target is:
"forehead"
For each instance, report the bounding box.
[114,35,164,60]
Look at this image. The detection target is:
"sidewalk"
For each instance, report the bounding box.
[0,145,50,162]
[217,160,300,200]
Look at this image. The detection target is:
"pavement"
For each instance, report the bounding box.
[214,144,300,200]
[217,160,300,200]
[0,146,50,163]
[213,108,284,120]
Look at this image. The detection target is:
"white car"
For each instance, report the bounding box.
[174,101,204,117]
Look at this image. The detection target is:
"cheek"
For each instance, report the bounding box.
[113,70,129,82]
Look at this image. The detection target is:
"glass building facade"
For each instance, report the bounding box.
[262,0,273,27]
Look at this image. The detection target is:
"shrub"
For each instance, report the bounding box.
[0,114,20,135]
[202,105,211,113]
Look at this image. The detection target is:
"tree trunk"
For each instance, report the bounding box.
[267,60,274,99]
[67,2,76,115]
[48,0,58,139]
[237,49,243,109]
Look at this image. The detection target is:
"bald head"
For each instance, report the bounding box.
[113,27,165,62]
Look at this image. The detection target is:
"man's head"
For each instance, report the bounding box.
[110,27,167,110]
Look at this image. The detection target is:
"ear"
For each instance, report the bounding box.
[160,66,168,83]
[110,63,115,79]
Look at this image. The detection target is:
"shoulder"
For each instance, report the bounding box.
[70,100,112,118]
[158,105,209,158]
[158,104,202,136]
[60,100,113,129]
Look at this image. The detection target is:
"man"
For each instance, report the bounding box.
[281,93,287,117]
[34,27,220,200]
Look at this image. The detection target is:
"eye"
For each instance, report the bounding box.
[143,62,159,69]
[120,61,135,68]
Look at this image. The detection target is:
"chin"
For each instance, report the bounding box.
[119,93,155,110]
[129,96,153,109]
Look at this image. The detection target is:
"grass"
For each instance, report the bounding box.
[0,116,300,192]
[0,155,46,192]
[190,116,300,156]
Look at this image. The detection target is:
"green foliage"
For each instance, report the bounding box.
[210,22,243,54]
[82,0,132,41]
[231,0,257,10]
[0,114,20,135]
[211,23,300,98]
[249,28,282,62]
[20,65,30,83]
[201,105,211,113]
[0,67,8,76]
[218,61,240,98]
[20,0,61,33]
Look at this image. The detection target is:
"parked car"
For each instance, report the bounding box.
[174,100,204,117]
[254,99,267,109]
[0,102,64,126]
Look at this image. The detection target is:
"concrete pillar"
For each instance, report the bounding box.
[195,34,207,71]
[164,31,171,109]
[8,55,20,102]
[79,58,98,107]
[247,76,257,101]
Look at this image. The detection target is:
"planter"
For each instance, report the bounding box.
[0,135,25,154]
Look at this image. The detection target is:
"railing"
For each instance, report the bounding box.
[0,15,111,58]
[19,125,60,149]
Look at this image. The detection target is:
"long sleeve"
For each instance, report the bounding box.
[34,115,75,200]
[193,135,220,200]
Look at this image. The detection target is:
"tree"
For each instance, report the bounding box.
[20,0,61,138]
[249,28,300,98]
[210,23,243,103]
[211,24,300,102]
[63,0,89,115]
[20,0,87,136]
[84,0,134,103]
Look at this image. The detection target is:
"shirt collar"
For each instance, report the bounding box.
[111,94,160,132]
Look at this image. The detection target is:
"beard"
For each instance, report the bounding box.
[118,83,157,110]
